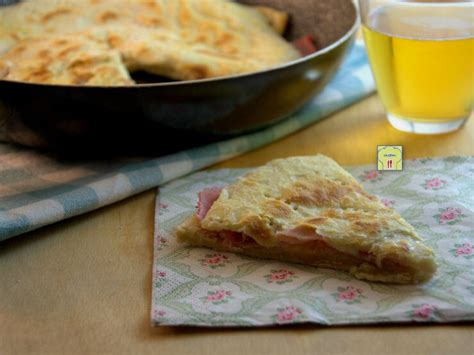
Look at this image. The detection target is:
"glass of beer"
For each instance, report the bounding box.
[359,0,473,134]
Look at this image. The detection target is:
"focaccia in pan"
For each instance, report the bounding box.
[177,155,437,284]
[0,0,299,82]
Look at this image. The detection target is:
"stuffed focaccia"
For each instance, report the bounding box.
[0,0,299,81]
[176,155,437,284]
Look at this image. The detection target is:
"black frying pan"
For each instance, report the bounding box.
[0,0,358,157]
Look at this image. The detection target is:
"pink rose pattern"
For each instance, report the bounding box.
[154,270,167,288]
[434,207,466,225]
[199,254,231,269]
[381,198,395,208]
[155,235,168,251]
[360,170,382,182]
[423,178,447,190]
[407,304,438,321]
[449,243,474,259]
[202,290,233,305]
[332,286,367,305]
[154,309,167,319]
[158,202,169,215]
[264,269,297,285]
[272,306,305,324]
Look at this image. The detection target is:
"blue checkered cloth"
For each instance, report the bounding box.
[0,43,375,241]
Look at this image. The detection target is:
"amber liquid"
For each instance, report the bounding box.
[363,4,474,122]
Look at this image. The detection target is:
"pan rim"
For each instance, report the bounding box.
[0,1,359,90]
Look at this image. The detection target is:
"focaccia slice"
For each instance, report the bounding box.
[176,155,437,284]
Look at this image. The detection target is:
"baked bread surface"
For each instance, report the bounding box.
[0,0,299,82]
[0,30,132,85]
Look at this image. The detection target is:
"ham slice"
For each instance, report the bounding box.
[292,35,318,56]
[276,224,324,244]
[219,230,258,248]
[196,187,325,248]
[196,187,223,220]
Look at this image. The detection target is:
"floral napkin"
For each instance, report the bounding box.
[151,157,474,327]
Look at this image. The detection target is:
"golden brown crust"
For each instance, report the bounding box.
[179,155,437,284]
[0,0,300,83]
[0,30,133,86]
[201,156,388,245]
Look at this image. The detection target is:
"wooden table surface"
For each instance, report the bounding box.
[1,95,473,355]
